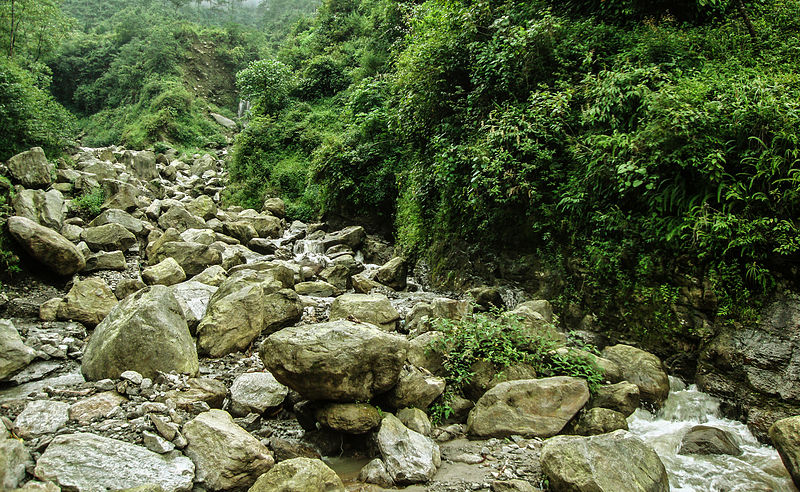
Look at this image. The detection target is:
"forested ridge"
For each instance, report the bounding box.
[2,0,800,346]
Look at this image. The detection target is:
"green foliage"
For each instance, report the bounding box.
[0,176,21,277]
[72,186,105,218]
[236,58,294,114]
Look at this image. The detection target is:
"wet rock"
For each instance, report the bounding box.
[359,458,394,488]
[68,391,127,423]
[329,293,400,331]
[149,241,222,276]
[143,257,187,286]
[0,319,37,381]
[323,225,366,250]
[7,216,86,275]
[81,223,136,252]
[13,400,69,438]
[57,277,118,327]
[260,320,408,401]
[397,407,432,436]
[229,372,289,416]
[34,432,195,491]
[384,364,446,410]
[84,250,127,271]
[589,382,640,417]
[679,425,741,456]
[183,409,274,491]
[601,345,669,408]
[295,280,338,297]
[377,414,440,485]
[262,197,286,218]
[249,457,344,492]
[572,407,629,436]
[770,416,800,487]
[315,403,382,434]
[467,377,589,438]
[540,430,669,492]
[81,285,198,380]
[170,281,217,333]
[0,437,32,489]
[6,147,52,188]
[375,257,407,290]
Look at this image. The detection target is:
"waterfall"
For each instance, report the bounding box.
[237,100,252,119]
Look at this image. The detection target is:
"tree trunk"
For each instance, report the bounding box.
[734,0,758,44]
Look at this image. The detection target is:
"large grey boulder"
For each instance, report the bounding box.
[56,277,118,327]
[7,216,86,275]
[770,416,800,487]
[149,241,222,275]
[377,414,440,485]
[262,197,286,218]
[13,188,65,230]
[384,364,445,410]
[101,178,140,211]
[249,457,344,492]
[540,430,669,492]
[322,225,366,250]
[375,257,407,290]
[81,223,137,252]
[601,345,669,408]
[34,432,195,491]
[170,281,217,332]
[572,407,629,436]
[183,409,274,491]
[260,320,408,401]
[6,147,52,187]
[467,377,589,438]
[0,436,32,489]
[679,425,741,456]
[13,400,69,438]
[0,319,36,381]
[89,208,145,236]
[589,382,641,417]
[119,149,157,181]
[143,257,186,286]
[158,205,205,231]
[329,293,401,331]
[81,285,198,380]
[229,372,288,416]
[315,403,382,434]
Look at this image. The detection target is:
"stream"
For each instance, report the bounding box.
[628,377,796,492]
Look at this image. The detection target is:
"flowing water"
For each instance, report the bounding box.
[628,378,796,492]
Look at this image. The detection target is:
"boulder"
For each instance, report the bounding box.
[191,154,217,176]
[7,216,86,275]
[679,425,741,456]
[377,414,440,485]
[540,430,669,492]
[0,437,32,489]
[89,208,145,236]
[224,221,258,244]
[84,250,127,271]
[260,320,408,401]
[464,360,538,401]
[170,281,217,332]
[294,281,338,297]
[57,277,118,327]
[601,345,669,408]
[467,377,589,438]
[384,364,446,410]
[120,149,158,181]
[101,178,140,211]
[315,403,382,434]
[468,286,505,311]
[211,112,237,130]
[13,188,65,230]
[375,257,407,290]
[149,241,222,275]
[359,458,394,488]
[187,196,218,221]
[116,278,146,299]
[143,258,187,286]
[589,382,641,417]
[0,319,36,381]
[13,400,70,438]
[229,372,289,416]
[572,407,629,436]
[183,409,273,491]
[329,293,400,331]
[68,391,127,423]
[81,223,136,252]
[249,457,344,492]
[248,214,283,239]
[193,265,228,287]
[158,205,205,231]
[34,432,195,491]
[81,285,198,380]
[397,407,432,436]
[770,416,800,487]
[6,147,52,187]
[262,289,303,335]
[161,378,227,411]
[322,226,366,250]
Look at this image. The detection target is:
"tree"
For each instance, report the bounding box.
[0,0,72,61]
[236,58,294,114]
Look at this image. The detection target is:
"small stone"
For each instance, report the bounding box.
[121,370,144,385]
[143,431,175,454]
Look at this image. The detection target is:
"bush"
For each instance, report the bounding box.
[72,187,105,219]
[236,59,294,115]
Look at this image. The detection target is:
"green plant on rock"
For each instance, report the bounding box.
[72,187,105,218]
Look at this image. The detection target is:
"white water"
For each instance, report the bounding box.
[627,378,796,492]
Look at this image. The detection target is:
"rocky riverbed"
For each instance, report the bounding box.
[0,145,798,491]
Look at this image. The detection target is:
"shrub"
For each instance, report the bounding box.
[72,187,105,218]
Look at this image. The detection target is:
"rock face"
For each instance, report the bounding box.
[57,277,118,327]
[601,344,669,408]
[329,293,401,331]
[540,430,669,492]
[260,320,408,401]
[467,377,589,438]
[699,294,800,440]
[377,414,440,485]
[229,372,288,416]
[6,147,52,187]
[0,319,36,380]
[769,416,800,486]
[7,216,86,275]
[183,410,274,491]
[34,432,195,491]
[82,285,198,380]
[249,457,344,492]
[679,425,741,456]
